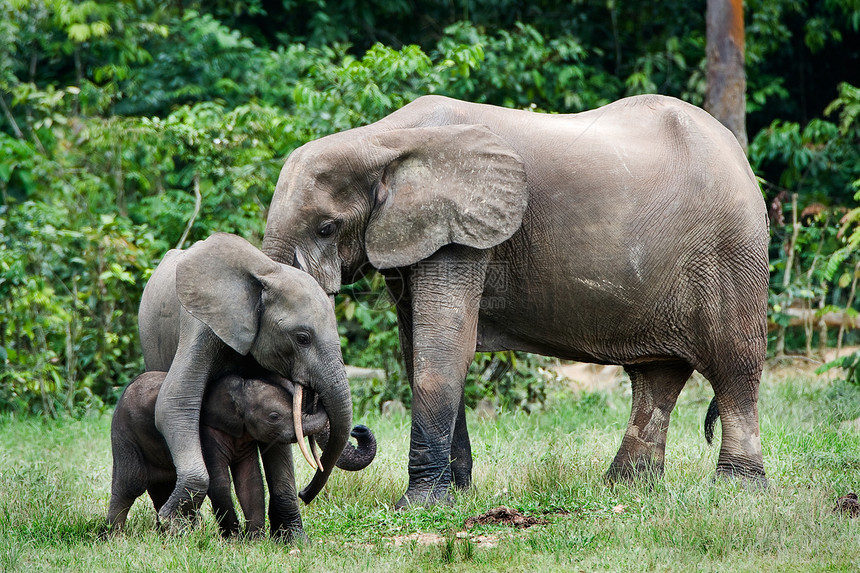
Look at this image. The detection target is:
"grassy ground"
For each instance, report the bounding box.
[1,366,859,572]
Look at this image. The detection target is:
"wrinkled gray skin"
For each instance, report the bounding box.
[138,233,352,541]
[108,371,375,536]
[262,94,769,507]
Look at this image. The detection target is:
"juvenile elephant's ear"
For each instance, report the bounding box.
[175,233,280,355]
[200,374,246,438]
[365,124,528,269]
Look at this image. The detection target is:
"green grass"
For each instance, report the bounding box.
[1,368,859,572]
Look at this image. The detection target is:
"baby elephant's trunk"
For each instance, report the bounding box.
[311,423,377,471]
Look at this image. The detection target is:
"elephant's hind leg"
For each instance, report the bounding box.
[107,486,143,532]
[606,361,692,483]
[107,451,149,531]
[703,358,767,486]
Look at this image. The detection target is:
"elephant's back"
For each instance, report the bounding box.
[512,95,766,259]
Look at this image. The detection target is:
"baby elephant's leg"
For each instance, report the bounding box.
[201,426,241,537]
[231,444,266,538]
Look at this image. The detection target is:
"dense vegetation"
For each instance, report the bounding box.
[2,0,860,416]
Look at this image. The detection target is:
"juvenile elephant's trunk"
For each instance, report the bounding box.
[299,366,352,504]
[319,424,377,471]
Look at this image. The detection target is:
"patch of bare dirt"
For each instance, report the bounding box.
[464,506,548,529]
[835,493,860,517]
[765,346,860,381]
[552,346,860,391]
[379,507,553,550]
[383,531,503,548]
[386,532,445,547]
[552,362,626,392]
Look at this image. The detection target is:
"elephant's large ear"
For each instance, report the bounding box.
[365,124,528,269]
[175,233,280,355]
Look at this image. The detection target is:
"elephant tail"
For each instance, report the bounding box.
[704,396,720,446]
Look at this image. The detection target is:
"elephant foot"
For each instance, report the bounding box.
[605,435,666,485]
[395,484,454,509]
[242,524,265,540]
[270,525,309,545]
[451,462,472,491]
[604,459,664,485]
[156,485,207,532]
[156,511,202,537]
[715,463,768,489]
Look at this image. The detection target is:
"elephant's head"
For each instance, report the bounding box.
[175,233,352,503]
[202,374,330,444]
[261,110,529,293]
[202,374,376,471]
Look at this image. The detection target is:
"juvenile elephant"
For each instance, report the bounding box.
[261,94,770,507]
[138,232,352,540]
[108,371,376,536]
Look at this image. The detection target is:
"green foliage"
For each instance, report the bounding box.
[336,273,407,413]
[465,352,558,413]
[751,117,859,205]
[115,10,261,116]
[808,82,860,379]
[749,80,860,357]
[290,43,436,134]
[1,0,860,413]
[0,201,157,416]
[436,21,617,112]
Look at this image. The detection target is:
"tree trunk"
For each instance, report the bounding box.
[705,0,748,152]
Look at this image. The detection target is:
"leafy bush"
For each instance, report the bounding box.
[2,0,860,414]
[749,82,860,356]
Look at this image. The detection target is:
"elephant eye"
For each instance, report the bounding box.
[317,221,336,238]
[268,412,281,422]
[295,331,312,346]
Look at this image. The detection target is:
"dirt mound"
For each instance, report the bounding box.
[835,493,859,517]
[464,506,547,529]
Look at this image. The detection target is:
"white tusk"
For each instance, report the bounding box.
[293,385,317,470]
[309,436,324,473]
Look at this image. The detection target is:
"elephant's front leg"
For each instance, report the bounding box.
[260,442,305,543]
[154,340,217,525]
[396,246,487,508]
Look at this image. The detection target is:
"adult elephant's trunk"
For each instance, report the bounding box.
[299,365,352,504]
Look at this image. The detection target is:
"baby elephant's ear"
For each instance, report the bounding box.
[200,374,245,438]
[175,233,280,355]
[365,124,528,269]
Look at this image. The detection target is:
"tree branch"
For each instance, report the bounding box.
[176,173,202,249]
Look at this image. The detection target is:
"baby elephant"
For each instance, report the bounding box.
[108,371,376,536]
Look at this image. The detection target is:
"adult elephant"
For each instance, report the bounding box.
[139,232,352,540]
[261,94,769,507]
